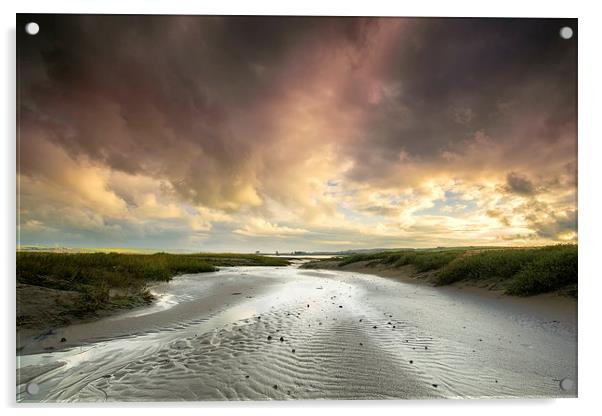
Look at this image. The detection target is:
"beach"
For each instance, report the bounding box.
[17,262,577,401]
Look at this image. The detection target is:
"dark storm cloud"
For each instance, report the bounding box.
[344,18,577,184]
[532,209,578,240]
[17,14,377,209]
[505,172,536,195]
[18,16,576,185]
[16,15,577,249]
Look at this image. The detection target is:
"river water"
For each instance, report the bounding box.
[16,264,577,402]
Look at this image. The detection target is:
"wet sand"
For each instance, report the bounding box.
[16,263,577,402]
[303,260,577,321]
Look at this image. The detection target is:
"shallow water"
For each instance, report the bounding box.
[16,264,577,402]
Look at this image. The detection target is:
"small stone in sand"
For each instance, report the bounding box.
[393,326,396,329]
[359,319,363,322]
[273,385,278,389]
[267,335,272,340]
[245,375,250,378]
[339,305,343,308]
[307,304,310,307]
[409,360,413,364]
[432,384,438,388]
[292,349,295,353]
[359,342,363,346]
[280,336,284,342]
[373,326,377,329]
[425,346,428,350]
[60,337,66,342]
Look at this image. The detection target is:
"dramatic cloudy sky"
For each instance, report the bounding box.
[17,15,577,252]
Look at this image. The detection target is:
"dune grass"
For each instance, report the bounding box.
[436,245,577,295]
[339,249,462,272]
[332,245,577,296]
[16,251,289,324]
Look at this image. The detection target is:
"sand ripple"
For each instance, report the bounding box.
[17,266,577,402]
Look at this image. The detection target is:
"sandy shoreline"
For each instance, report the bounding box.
[17,265,577,401]
[17,283,155,353]
[301,259,577,318]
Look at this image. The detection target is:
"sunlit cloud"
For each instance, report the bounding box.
[17,16,577,251]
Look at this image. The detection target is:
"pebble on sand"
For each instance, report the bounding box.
[280,336,284,342]
[245,375,250,378]
[60,337,67,342]
[292,349,295,353]
[273,385,278,389]
[373,326,378,329]
[409,360,413,364]
[432,384,438,388]
[339,305,343,308]
[267,335,272,340]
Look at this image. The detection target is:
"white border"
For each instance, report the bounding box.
[3,1,601,415]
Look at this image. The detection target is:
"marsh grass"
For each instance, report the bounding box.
[436,245,577,295]
[335,245,577,296]
[339,250,461,272]
[16,251,289,322]
[17,252,215,289]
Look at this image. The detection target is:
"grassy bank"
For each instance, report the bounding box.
[305,245,577,297]
[16,252,289,328]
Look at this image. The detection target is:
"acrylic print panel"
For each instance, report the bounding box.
[16,14,577,402]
